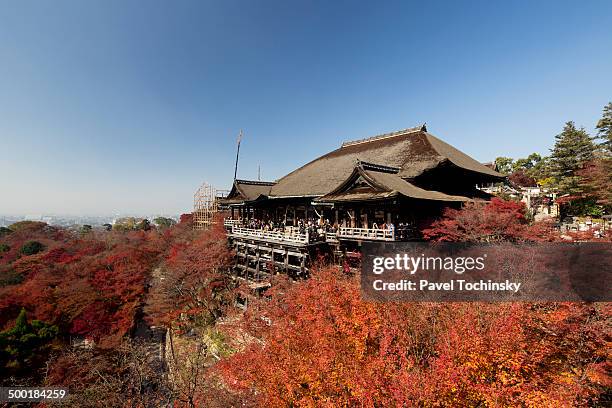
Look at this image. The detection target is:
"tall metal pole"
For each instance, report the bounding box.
[233,129,242,181]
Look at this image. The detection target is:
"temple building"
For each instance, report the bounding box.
[219,125,504,280]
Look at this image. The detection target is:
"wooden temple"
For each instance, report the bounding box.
[219,125,504,281]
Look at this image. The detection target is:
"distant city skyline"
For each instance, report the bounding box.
[1,1,611,215]
[0,213,181,229]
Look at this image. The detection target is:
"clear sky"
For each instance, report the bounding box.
[1,0,611,216]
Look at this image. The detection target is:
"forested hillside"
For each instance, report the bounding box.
[1,202,610,407]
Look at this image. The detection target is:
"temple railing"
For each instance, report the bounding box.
[228,224,398,243]
[325,232,339,243]
[337,227,395,241]
[231,226,309,245]
[224,218,241,227]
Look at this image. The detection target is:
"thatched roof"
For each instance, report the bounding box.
[317,161,470,203]
[219,179,275,205]
[269,125,503,198]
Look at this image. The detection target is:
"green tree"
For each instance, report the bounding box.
[153,217,176,229]
[13,307,30,335]
[113,217,151,231]
[80,224,93,234]
[527,156,552,181]
[512,153,542,172]
[510,153,552,182]
[494,157,514,174]
[0,308,58,374]
[113,217,138,231]
[549,122,596,195]
[595,102,612,154]
[20,241,45,256]
[0,226,12,237]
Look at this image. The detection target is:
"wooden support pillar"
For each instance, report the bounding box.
[255,244,260,281]
[244,243,249,280]
[272,245,276,275]
[284,248,289,273]
[234,241,239,275]
[300,252,306,276]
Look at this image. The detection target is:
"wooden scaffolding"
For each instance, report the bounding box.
[193,182,218,230]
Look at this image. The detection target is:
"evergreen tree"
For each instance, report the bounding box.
[13,308,30,335]
[549,121,596,195]
[20,240,45,256]
[595,102,612,154]
[0,308,58,375]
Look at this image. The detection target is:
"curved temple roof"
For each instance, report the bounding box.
[269,125,503,198]
[316,162,471,203]
[219,179,276,205]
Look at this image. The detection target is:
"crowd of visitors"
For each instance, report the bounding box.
[228,217,419,241]
[240,218,339,236]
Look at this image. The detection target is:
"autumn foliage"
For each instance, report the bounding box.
[0,204,610,406]
[213,200,610,406]
[421,197,558,242]
[0,226,161,349]
[579,158,612,207]
[0,220,199,388]
[145,220,234,328]
[218,267,610,407]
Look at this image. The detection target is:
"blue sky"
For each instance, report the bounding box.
[1,0,611,215]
